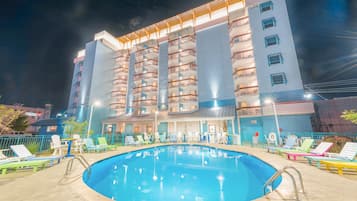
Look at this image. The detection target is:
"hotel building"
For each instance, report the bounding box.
[68,0,314,144]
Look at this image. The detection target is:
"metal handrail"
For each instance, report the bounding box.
[263,166,304,201]
[64,155,91,179]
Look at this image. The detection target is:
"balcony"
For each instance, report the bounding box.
[168,62,197,71]
[133,86,157,94]
[134,72,158,80]
[237,106,262,117]
[169,35,195,45]
[136,52,159,61]
[168,70,196,80]
[235,87,259,102]
[230,24,251,38]
[112,91,127,97]
[135,59,158,67]
[168,56,195,67]
[231,39,253,53]
[233,70,257,83]
[168,103,198,113]
[232,56,255,68]
[168,41,196,54]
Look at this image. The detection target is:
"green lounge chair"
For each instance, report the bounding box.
[304,142,357,168]
[83,138,106,152]
[97,137,117,150]
[276,138,314,155]
[0,160,49,175]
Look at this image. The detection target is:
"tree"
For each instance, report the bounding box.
[341,110,357,124]
[0,105,23,134]
[10,114,29,132]
[64,117,88,136]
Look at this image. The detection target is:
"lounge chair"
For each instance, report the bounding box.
[168,134,177,143]
[275,138,314,155]
[50,135,67,156]
[0,149,20,165]
[97,137,117,150]
[320,160,357,175]
[137,135,150,145]
[304,142,357,168]
[83,138,106,152]
[0,160,49,175]
[125,136,139,146]
[10,144,62,165]
[72,134,84,154]
[284,142,333,160]
[267,135,297,153]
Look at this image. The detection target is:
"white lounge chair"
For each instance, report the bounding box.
[125,136,139,146]
[50,135,67,156]
[10,144,62,165]
[305,142,357,168]
[72,134,84,154]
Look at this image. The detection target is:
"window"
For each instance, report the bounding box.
[46,126,57,132]
[260,1,273,13]
[271,73,287,85]
[262,17,276,30]
[268,53,283,65]
[265,35,279,47]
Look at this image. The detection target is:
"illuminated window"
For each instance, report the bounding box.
[265,35,279,47]
[46,126,57,132]
[268,53,283,65]
[262,17,276,30]
[260,1,273,13]
[271,73,287,85]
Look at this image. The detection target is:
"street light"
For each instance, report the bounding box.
[87,101,101,137]
[264,98,281,145]
[154,111,159,142]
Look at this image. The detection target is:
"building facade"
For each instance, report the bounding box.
[68,0,314,144]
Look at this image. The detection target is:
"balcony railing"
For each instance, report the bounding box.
[237,106,261,116]
[230,23,251,38]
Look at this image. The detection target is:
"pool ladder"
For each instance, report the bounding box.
[263,166,305,201]
[64,155,91,178]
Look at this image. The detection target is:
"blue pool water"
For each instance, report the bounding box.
[83,145,281,201]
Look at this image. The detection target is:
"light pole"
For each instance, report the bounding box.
[154,111,159,133]
[264,98,281,145]
[154,111,159,142]
[87,101,101,138]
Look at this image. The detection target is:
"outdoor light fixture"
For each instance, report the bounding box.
[303,93,313,99]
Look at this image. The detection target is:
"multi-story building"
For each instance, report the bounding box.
[68,0,315,144]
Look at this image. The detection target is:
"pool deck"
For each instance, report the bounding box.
[0,143,356,201]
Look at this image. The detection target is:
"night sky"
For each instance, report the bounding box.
[1,0,357,115]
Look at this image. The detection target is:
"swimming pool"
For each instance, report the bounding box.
[83,145,281,201]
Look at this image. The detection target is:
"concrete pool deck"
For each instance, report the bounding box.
[0,143,356,201]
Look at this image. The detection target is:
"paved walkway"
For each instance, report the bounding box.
[0,144,356,201]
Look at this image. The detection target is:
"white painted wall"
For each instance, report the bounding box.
[248,0,303,94]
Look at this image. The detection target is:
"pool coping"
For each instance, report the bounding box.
[0,143,356,201]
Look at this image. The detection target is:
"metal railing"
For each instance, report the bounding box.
[64,155,91,178]
[0,135,53,155]
[264,166,304,201]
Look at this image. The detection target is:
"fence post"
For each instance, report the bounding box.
[16,136,20,145]
[39,135,45,153]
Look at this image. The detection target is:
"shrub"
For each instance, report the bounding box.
[26,143,40,154]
